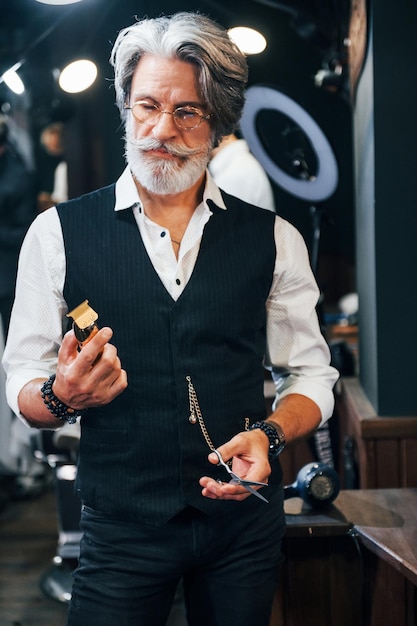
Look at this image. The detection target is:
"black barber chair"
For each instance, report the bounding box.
[34,429,82,604]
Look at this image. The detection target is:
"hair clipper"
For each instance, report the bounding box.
[66,300,100,350]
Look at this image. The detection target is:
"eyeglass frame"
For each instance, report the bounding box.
[124,100,212,131]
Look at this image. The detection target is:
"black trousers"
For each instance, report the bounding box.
[66,491,285,626]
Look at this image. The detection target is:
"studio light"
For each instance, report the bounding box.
[58,59,97,93]
[1,63,25,95]
[227,27,267,55]
[35,0,84,5]
[241,85,338,202]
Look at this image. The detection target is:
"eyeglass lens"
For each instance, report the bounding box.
[131,102,205,129]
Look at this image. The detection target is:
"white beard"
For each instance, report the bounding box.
[124,124,213,195]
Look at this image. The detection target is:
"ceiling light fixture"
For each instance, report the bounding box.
[227,27,267,55]
[35,0,84,5]
[0,63,25,95]
[58,59,97,93]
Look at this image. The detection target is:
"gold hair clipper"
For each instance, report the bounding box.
[66,300,100,350]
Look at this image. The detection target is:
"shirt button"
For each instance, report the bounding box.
[176,279,181,285]
[161,231,166,238]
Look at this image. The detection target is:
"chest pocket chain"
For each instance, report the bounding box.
[186,375,250,454]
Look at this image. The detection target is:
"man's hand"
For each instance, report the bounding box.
[18,327,127,427]
[199,429,271,501]
[199,393,322,502]
[52,327,127,409]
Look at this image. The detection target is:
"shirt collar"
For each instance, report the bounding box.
[204,169,226,210]
[114,166,141,212]
[114,165,227,213]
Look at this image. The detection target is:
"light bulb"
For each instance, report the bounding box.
[59,59,97,94]
[228,27,267,55]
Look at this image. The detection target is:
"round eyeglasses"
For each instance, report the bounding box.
[124,101,212,131]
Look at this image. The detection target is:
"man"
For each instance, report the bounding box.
[36,122,68,212]
[209,131,276,212]
[3,12,338,626]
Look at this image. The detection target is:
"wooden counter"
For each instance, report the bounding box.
[336,488,417,587]
[337,488,417,626]
[271,488,417,626]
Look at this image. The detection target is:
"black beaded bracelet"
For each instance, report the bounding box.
[41,374,85,424]
[250,420,286,460]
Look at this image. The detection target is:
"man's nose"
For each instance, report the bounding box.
[152,111,178,141]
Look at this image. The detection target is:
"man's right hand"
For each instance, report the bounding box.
[17,327,127,428]
[53,327,128,410]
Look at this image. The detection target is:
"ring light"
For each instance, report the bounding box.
[241,85,338,202]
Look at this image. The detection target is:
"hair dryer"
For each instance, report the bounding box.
[284,462,340,508]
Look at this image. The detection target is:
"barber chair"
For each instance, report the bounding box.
[34,428,82,604]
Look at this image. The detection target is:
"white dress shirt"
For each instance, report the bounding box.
[3,167,338,424]
[208,138,275,212]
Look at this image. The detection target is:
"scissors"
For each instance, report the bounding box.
[213,449,269,503]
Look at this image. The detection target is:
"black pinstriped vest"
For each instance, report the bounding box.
[58,184,278,525]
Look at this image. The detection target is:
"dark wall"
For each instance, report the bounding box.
[354,0,417,416]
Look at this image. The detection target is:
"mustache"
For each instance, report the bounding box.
[126,136,204,158]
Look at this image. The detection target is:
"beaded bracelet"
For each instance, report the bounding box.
[41,374,85,424]
[250,420,286,460]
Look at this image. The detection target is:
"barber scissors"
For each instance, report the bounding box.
[213,449,269,503]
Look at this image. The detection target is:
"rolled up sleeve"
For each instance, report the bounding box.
[265,217,339,425]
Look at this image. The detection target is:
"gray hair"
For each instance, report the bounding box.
[110,12,248,144]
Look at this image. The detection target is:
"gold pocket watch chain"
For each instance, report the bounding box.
[186,375,249,455]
